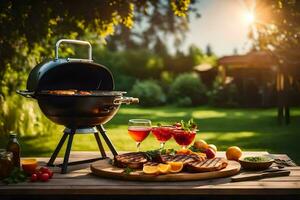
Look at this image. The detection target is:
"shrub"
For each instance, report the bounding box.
[0,94,59,137]
[175,97,192,107]
[114,75,136,91]
[208,80,239,107]
[130,80,166,107]
[169,73,207,106]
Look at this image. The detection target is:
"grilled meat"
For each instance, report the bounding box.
[185,157,228,172]
[114,152,148,169]
[114,152,227,173]
[160,154,205,165]
[143,162,160,166]
[46,90,92,96]
[47,90,76,95]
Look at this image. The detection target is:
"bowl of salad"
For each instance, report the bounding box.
[239,156,274,171]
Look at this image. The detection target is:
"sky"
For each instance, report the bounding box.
[181,0,254,56]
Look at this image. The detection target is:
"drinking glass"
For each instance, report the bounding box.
[172,129,196,149]
[128,119,152,151]
[151,126,174,149]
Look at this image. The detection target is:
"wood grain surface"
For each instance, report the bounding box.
[0,151,299,197]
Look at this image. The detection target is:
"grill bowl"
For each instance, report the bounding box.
[37,95,121,127]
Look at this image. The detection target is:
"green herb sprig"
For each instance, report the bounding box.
[123,167,135,175]
[160,148,176,155]
[180,118,197,131]
[144,148,176,161]
[2,167,28,184]
[189,145,202,153]
[144,149,161,161]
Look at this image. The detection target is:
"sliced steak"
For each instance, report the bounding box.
[143,162,160,166]
[114,152,148,169]
[160,154,205,165]
[185,157,228,172]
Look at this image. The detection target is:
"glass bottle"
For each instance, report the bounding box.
[6,133,21,168]
[0,150,14,179]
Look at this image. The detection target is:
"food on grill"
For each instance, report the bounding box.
[160,154,205,165]
[46,90,92,96]
[114,152,148,169]
[47,90,77,95]
[185,157,228,172]
[77,90,92,95]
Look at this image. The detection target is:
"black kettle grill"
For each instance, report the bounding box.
[17,39,139,173]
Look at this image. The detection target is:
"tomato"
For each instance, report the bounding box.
[38,166,53,179]
[40,173,49,182]
[35,170,43,180]
[48,170,54,178]
[39,167,49,173]
[30,173,38,182]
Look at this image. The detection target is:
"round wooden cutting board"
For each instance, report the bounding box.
[90,158,241,182]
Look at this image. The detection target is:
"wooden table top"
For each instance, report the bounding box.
[0,151,299,197]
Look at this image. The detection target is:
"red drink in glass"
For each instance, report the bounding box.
[152,126,174,148]
[172,129,196,149]
[128,127,151,142]
[152,126,173,142]
[128,119,151,151]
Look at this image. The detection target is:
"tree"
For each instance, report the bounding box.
[0,0,198,96]
[252,0,300,60]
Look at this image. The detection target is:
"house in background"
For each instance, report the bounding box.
[218,50,300,124]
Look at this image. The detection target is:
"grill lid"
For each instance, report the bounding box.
[26,39,114,92]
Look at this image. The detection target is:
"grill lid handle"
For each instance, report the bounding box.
[55,39,92,61]
[16,90,35,98]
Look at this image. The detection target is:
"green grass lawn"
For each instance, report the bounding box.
[2,106,300,164]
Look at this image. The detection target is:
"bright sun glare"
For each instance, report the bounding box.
[244,12,255,24]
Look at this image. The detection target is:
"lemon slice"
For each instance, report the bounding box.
[168,162,183,173]
[158,163,171,174]
[143,165,159,175]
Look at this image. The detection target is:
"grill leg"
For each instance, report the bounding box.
[94,132,107,158]
[97,125,118,156]
[61,130,75,174]
[47,132,68,167]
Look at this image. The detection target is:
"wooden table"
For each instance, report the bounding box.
[0,151,299,200]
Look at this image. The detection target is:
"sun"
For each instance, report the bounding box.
[244,12,255,24]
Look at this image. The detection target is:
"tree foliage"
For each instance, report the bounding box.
[0,0,204,136]
[0,0,198,96]
[253,0,300,60]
